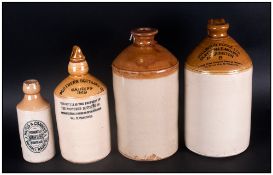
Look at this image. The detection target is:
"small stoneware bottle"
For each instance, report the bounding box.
[112,28,179,161]
[54,45,111,163]
[185,19,253,157]
[16,79,55,163]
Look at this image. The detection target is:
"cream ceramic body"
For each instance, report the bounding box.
[16,107,55,163]
[113,71,179,160]
[54,46,111,163]
[185,68,252,157]
[54,92,111,163]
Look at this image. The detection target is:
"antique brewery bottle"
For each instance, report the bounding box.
[185,19,253,157]
[54,46,111,163]
[112,28,179,161]
[16,79,55,163]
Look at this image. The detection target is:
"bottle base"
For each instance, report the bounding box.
[185,144,249,158]
[23,153,55,163]
[61,149,111,164]
[118,147,178,161]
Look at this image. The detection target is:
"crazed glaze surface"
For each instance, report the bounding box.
[185,19,253,157]
[54,46,111,163]
[112,28,179,161]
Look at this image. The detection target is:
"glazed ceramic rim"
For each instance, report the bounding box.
[131,27,158,37]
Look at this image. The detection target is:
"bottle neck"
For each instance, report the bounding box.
[24,93,41,101]
[208,30,228,38]
[207,28,228,38]
[68,45,89,77]
[207,18,229,38]
[133,36,156,46]
[131,28,158,47]
[68,60,89,77]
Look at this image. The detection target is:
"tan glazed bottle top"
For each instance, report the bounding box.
[112,27,179,79]
[17,79,49,111]
[185,18,252,74]
[68,46,89,76]
[54,46,105,99]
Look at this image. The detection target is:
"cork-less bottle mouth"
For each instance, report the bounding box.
[131,27,158,36]
[208,19,229,29]
[23,79,40,94]
[24,79,38,85]
[208,18,226,25]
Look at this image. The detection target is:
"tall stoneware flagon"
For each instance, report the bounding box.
[112,28,179,161]
[54,46,111,163]
[16,79,55,163]
[185,19,253,157]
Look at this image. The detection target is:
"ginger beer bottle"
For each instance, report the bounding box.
[54,46,111,163]
[16,79,55,163]
[185,19,253,157]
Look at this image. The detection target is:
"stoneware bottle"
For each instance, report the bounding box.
[54,45,111,163]
[112,28,179,161]
[16,79,55,163]
[185,19,253,157]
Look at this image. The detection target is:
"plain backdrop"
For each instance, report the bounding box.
[2,2,271,172]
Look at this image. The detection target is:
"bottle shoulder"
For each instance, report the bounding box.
[113,44,178,72]
[16,96,50,112]
[185,36,253,74]
[54,73,106,99]
[112,43,178,79]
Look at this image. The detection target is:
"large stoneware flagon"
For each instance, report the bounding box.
[185,19,253,157]
[112,28,179,161]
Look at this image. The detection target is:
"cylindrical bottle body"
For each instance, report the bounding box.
[185,68,252,157]
[16,107,55,163]
[54,91,111,163]
[113,71,179,161]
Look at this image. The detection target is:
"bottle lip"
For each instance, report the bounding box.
[207,18,229,30]
[23,79,40,94]
[131,27,158,37]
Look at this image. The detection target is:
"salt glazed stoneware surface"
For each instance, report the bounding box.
[54,46,111,164]
[185,19,253,157]
[112,28,179,161]
[16,79,55,163]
